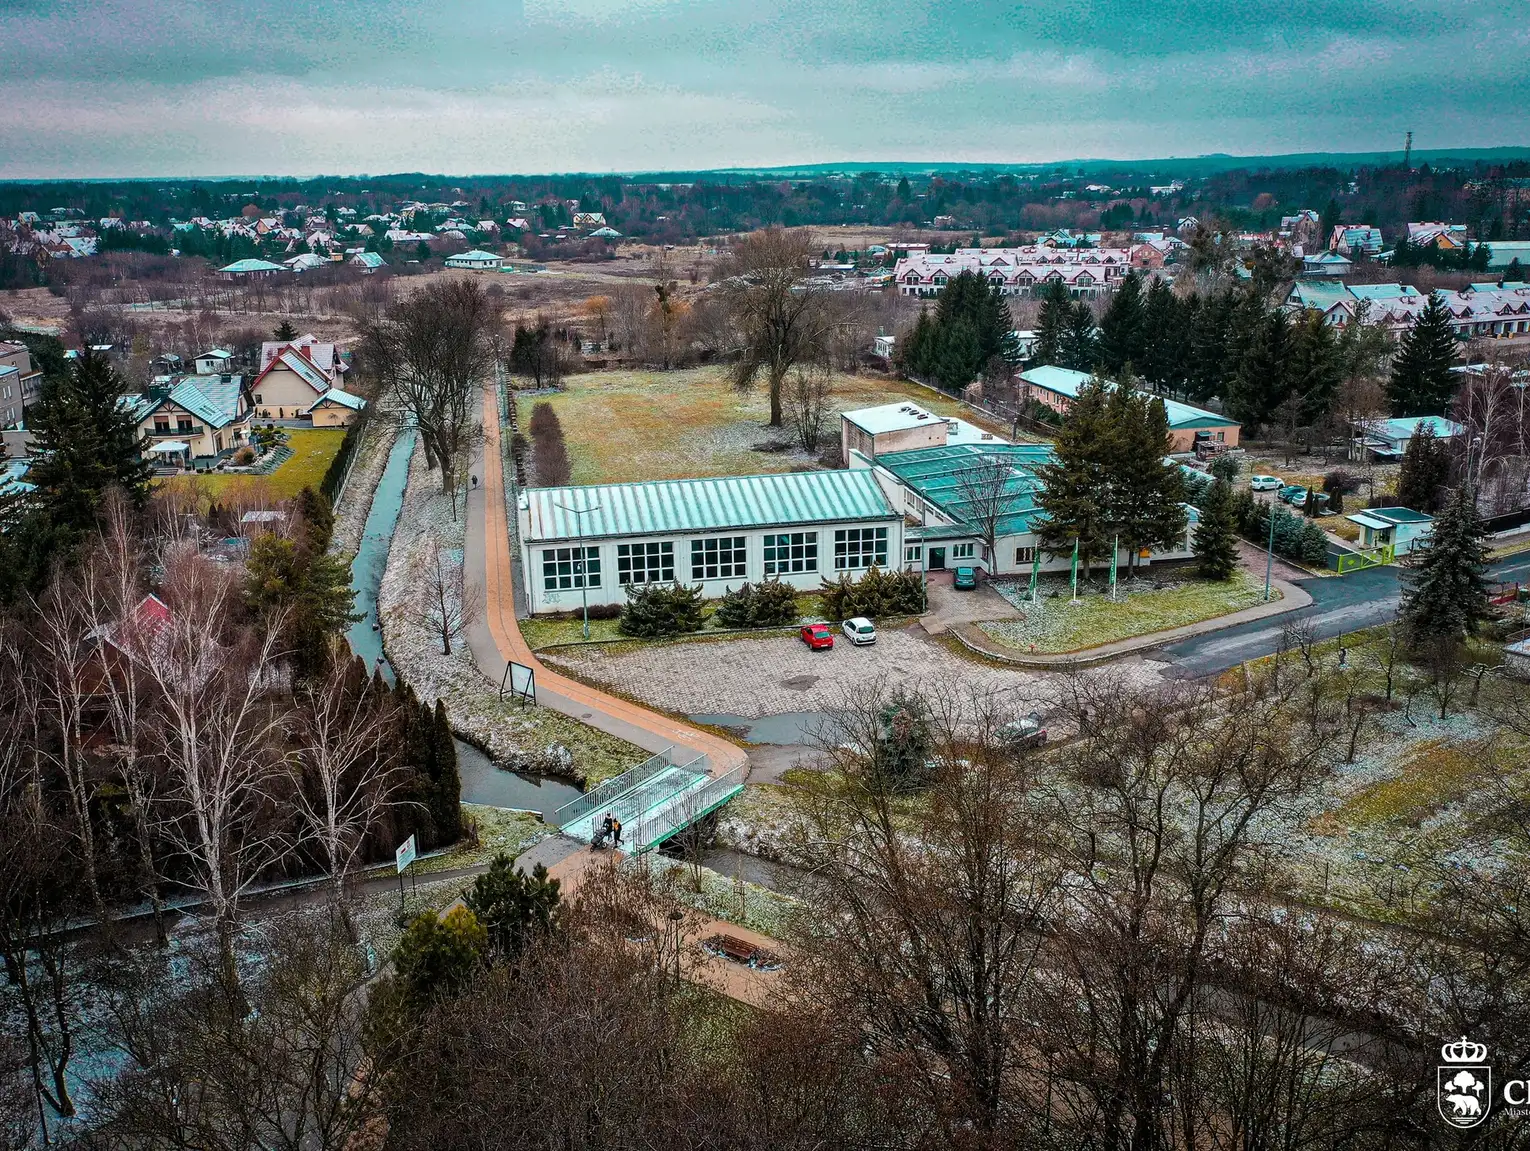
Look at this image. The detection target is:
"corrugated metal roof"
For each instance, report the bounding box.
[523,468,897,542]
[1019,366,1240,430]
[877,443,1054,537]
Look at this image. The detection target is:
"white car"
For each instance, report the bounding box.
[841,617,877,646]
[1250,474,1283,491]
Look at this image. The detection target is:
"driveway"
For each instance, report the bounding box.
[542,625,1164,721]
[919,570,1022,634]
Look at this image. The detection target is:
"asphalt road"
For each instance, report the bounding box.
[1155,553,1530,677]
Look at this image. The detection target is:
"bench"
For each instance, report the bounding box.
[710,934,757,963]
[705,933,783,971]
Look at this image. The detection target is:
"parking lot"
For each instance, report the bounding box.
[541,623,1166,722]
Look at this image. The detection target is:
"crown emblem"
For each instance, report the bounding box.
[1442,1037,1488,1064]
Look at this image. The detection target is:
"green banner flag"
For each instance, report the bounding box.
[1070,537,1079,600]
[1028,546,1041,603]
[1110,534,1119,600]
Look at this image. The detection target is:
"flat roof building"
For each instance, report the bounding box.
[839,401,1008,462]
[857,441,1197,577]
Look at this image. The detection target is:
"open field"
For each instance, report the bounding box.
[161,427,346,500]
[516,366,1015,485]
[979,570,1274,654]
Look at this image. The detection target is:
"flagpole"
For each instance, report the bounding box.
[1029,546,1040,604]
[1070,538,1080,603]
[1110,535,1119,601]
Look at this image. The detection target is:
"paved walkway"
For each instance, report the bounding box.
[467,387,747,778]
[512,833,784,1007]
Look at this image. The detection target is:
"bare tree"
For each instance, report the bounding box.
[28,569,108,922]
[786,681,1061,1145]
[292,666,405,925]
[784,364,832,454]
[721,227,831,427]
[954,451,1024,572]
[142,552,295,992]
[1041,673,1333,1151]
[94,913,392,1151]
[361,278,498,494]
[608,282,651,357]
[413,533,476,656]
[0,624,81,1131]
[81,493,170,946]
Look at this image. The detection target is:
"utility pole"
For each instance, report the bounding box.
[1404,130,1413,171]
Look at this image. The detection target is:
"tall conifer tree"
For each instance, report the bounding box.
[1399,484,1490,642]
[1388,295,1459,416]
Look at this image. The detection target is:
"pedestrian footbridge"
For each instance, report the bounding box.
[551,747,744,854]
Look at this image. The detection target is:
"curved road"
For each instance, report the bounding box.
[1159,552,1530,677]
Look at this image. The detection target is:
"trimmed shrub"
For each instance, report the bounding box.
[713,579,800,629]
[618,581,705,637]
[529,401,571,487]
[819,567,925,621]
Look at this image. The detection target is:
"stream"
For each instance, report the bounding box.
[342,428,580,816]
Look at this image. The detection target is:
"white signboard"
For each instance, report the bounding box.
[395,834,417,874]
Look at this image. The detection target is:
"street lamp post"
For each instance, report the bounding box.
[1264,501,1276,602]
[553,497,601,639]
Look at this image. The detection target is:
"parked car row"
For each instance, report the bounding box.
[1250,474,1331,514]
[798,617,879,651]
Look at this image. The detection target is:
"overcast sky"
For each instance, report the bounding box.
[1,0,1525,178]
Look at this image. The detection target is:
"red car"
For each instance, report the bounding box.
[799,623,834,650]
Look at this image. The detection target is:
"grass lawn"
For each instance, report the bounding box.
[521,593,827,649]
[1327,740,1486,830]
[517,367,1018,485]
[160,428,346,501]
[979,570,1275,654]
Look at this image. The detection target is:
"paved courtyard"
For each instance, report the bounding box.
[541,625,1165,720]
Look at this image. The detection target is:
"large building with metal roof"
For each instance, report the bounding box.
[858,441,1197,577]
[517,468,905,614]
[1018,366,1241,453]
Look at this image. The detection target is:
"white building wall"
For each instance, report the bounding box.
[521,519,907,614]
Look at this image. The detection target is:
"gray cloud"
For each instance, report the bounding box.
[0,0,1525,176]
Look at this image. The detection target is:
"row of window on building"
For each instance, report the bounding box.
[541,528,890,592]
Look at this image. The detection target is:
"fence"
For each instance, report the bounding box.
[552,746,677,829]
[1336,542,1395,575]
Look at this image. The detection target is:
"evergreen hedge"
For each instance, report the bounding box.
[618,581,706,637]
[819,567,926,621]
[1228,489,1329,566]
[713,579,800,629]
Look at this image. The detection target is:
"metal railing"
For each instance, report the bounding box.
[629,762,746,853]
[552,746,676,829]
[1336,542,1395,575]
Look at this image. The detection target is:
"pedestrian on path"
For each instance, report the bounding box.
[471,474,478,488]
[611,818,623,849]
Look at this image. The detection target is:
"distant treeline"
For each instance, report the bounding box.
[4,156,1530,249]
